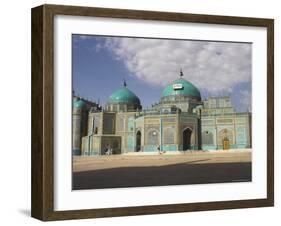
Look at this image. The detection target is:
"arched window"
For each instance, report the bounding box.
[218,129,234,145]
[163,127,175,144]
[103,114,114,134]
[147,129,159,145]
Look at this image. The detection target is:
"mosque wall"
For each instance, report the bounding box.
[144,117,160,151]
[73,107,88,155]
[80,109,251,155]
[115,112,135,153]
[80,111,251,154]
[87,112,103,135]
[82,135,101,155]
[178,115,199,150]
[102,113,115,134]
[75,77,252,156]
[201,113,251,150]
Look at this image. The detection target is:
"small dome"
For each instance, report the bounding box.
[73,99,86,109]
[162,78,201,100]
[107,87,141,105]
[73,96,79,103]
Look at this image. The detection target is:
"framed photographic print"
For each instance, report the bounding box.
[31,4,274,221]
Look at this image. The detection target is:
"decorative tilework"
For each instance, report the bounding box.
[163,126,175,144]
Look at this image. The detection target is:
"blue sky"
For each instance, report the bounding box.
[72,35,252,112]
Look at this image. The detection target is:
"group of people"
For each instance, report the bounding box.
[104,146,113,155]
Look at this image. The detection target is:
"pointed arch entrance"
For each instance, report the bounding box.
[136,130,141,152]
[182,128,192,150]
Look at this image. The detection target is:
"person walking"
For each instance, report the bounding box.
[157,145,161,154]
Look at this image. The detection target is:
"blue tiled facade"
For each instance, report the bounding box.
[74,74,251,155]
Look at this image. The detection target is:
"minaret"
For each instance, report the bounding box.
[72,99,87,155]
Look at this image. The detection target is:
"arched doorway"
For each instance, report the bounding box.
[218,129,233,150]
[222,137,230,150]
[182,128,192,150]
[136,131,141,152]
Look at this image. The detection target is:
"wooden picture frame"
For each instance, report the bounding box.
[31,4,274,221]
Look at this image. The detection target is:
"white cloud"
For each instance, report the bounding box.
[100,37,252,95]
[78,35,91,40]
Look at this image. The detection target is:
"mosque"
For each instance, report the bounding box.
[72,71,252,156]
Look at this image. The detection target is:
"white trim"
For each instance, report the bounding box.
[54,15,267,211]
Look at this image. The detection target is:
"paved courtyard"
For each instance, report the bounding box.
[72,150,252,190]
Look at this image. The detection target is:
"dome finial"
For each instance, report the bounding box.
[180,68,183,78]
[123,79,127,87]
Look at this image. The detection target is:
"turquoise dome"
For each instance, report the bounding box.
[73,99,86,109]
[162,78,201,99]
[108,87,141,105]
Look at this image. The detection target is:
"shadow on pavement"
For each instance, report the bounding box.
[72,161,252,190]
